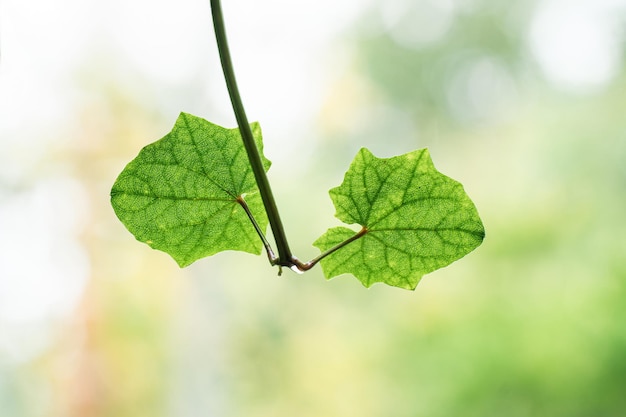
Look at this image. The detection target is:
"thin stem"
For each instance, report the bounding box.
[211,0,297,268]
[236,196,278,265]
[296,227,369,271]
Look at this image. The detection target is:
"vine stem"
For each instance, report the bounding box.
[210,0,366,272]
[210,0,299,269]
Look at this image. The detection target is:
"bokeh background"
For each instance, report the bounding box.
[2,0,626,415]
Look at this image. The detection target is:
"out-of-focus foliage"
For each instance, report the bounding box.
[2,0,626,416]
[348,0,536,128]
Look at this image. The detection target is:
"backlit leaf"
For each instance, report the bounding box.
[110,112,270,267]
[313,148,484,290]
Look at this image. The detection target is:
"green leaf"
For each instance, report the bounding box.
[313,148,485,290]
[110,112,270,267]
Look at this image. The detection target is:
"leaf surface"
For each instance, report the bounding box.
[110,112,270,267]
[313,148,484,290]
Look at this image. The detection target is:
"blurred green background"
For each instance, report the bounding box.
[2,0,626,416]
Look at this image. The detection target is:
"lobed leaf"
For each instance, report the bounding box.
[313,148,485,290]
[110,112,270,267]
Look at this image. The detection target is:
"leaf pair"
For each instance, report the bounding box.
[111,113,484,289]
